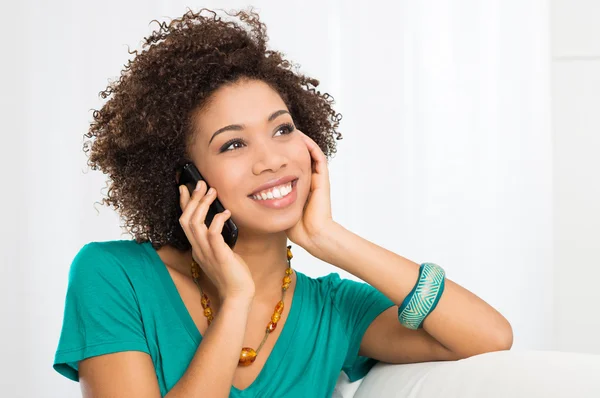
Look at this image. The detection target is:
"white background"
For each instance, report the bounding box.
[1,0,598,397]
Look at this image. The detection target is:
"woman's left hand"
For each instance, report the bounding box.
[285,132,337,257]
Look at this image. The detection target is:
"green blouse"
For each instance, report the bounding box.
[53,240,395,397]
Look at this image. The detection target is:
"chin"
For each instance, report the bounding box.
[250,212,302,235]
[234,204,304,236]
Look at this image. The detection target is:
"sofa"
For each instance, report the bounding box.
[333,350,600,397]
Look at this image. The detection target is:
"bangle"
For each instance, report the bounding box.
[397,262,446,330]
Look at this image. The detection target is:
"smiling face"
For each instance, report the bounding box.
[187,78,312,236]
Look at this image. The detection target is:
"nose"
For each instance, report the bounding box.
[251,141,288,175]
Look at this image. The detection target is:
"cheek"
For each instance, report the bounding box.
[209,170,244,204]
[296,149,313,199]
[290,139,311,171]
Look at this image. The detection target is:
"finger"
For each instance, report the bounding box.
[301,135,330,194]
[179,185,190,211]
[179,182,210,262]
[179,180,206,211]
[190,187,217,235]
[181,181,209,221]
[206,209,234,261]
[188,187,220,264]
[179,204,205,264]
[191,180,209,201]
[301,133,329,176]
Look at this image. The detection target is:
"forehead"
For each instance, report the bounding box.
[195,79,287,132]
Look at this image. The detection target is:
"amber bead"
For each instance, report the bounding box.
[267,321,277,333]
[191,262,200,277]
[239,347,257,366]
[283,276,292,285]
[201,294,210,308]
[287,247,293,260]
[204,308,212,317]
[282,283,290,290]
[285,268,293,275]
[274,300,284,313]
[271,312,281,323]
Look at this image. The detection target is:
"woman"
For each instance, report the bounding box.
[53,8,513,397]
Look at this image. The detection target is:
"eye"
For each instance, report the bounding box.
[218,123,296,153]
[219,139,246,153]
[274,123,295,137]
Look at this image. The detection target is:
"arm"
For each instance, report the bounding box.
[79,297,252,398]
[315,223,513,361]
[287,132,512,365]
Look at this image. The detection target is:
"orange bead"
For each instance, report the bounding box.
[282,283,290,290]
[239,347,257,366]
[267,321,277,333]
[283,276,292,285]
[271,312,281,323]
[201,294,210,308]
[204,308,212,317]
[274,300,284,313]
[287,247,293,260]
[285,268,293,275]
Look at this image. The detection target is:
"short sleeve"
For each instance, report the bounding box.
[329,273,395,382]
[53,242,150,381]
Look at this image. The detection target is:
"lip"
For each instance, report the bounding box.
[249,179,298,209]
[248,175,298,196]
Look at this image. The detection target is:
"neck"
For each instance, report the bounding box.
[157,231,291,300]
[233,230,290,295]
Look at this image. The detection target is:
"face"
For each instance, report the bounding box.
[187,78,312,236]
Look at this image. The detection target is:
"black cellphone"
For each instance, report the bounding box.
[176,162,238,249]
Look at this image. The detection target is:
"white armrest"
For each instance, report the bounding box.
[350,350,600,398]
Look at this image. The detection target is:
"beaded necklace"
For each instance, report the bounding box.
[190,245,294,367]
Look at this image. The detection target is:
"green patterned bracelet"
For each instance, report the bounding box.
[397,262,446,330]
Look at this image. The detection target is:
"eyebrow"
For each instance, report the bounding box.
[208,109,291,146]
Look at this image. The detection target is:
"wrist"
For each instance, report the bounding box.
[311,222,346,263]
[221,295,254,311]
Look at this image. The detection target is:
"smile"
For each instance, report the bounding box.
[251,181,293,200]
[249,179,298,209]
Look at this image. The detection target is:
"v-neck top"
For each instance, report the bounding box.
[53,240,395,397]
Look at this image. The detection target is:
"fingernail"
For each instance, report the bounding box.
[207,187,214,194]
[195,181,202,191]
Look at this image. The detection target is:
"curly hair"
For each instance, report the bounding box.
[84,7,343,251]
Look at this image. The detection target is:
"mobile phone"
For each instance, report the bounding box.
[176,162,238,249]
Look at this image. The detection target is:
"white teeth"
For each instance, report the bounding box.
[252,182,293,200]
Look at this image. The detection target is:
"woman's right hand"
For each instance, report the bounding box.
[178,180,255,302]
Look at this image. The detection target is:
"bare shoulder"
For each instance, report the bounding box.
[79,351,161,398]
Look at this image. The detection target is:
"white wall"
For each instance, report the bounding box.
[329,0,553,353]
[551,0,600,354]
[1,1,560,397]
[1,0,27,393]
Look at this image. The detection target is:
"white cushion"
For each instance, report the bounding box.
[350,350,600,398]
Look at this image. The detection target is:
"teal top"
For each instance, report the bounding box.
[53,240,395,397]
